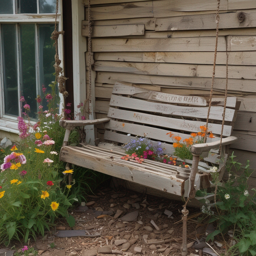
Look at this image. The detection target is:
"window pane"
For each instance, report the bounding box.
[18,0,37,13]
[20,24,37,118]
[39,0,56,13]
[0,0,13,14]
[1,25,19,116]
[38,25,56,107]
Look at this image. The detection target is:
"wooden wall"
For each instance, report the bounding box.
[82,0,256,188]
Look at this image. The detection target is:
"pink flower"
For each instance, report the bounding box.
[22,246,28,252]
[20,170,27,176]
[43,140,55,146]
[42,86,46,93]
[36,96,42,103]
[148,150,153,156]
[66,103,72,107]
[46,113,51,117]
[163,159,167,163]
[33,122,40,131]
[43,110,48,113]
[35,140,43,146]
[1,162,12,171]
[23,104,30,111]
[43,158,54,166]
[18,117,29,138]
[39,105,43,109]
[43,134,50,140]
[20,96,25,102]
[18,154,27,164]
[81,116,85,120]
[65,109,71,114]
[45,94,52,100]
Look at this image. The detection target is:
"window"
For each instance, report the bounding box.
[0,0,62,131]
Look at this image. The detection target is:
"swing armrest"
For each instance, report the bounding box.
[60,118,110,129]
[191,136,237,156]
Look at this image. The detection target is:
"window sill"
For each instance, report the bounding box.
[0,14,60,23]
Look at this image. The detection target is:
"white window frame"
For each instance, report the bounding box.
[0,0,63,135]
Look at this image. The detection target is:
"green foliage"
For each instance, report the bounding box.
[14,246,38,256]
[173,144,193,160]
[198,152,256,255]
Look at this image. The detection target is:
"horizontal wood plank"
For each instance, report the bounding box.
[108,107,232,136]
[60,146,184,195]
[97,72,256,93]
[155,10,256,31]
[92,37,226,52]
[94,61,256,80]
[83,18,156,31]
[94,51,256,66]
[228,36,256,51]
[82,24,145,37]
[231,131,256,152]
[84,0,148,5]
[104,130,175,155]
[87,2,154,21]
[110,94,235,121]
[95,100,110,113]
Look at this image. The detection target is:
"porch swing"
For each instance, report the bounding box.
[56,0,238,255]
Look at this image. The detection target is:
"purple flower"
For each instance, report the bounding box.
[64,109,71,114]
[66,103,72,107]
[20,170,27,176]
[1,162,12,171]
[22,246,28,252]
[17,117,29,139]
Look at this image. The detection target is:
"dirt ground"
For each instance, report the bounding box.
[7,186,222,256]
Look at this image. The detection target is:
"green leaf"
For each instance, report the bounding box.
[237,238,251,253]
[28,219,36,229]
[3,214,7,221]
[24,229,30,242]
[12,201,22,207]
[63,198,72,206]
[6,222,16,240]
[206,230,221,242]
[21,193,30,199]
[249,249,256,256]
[66,215,76,228]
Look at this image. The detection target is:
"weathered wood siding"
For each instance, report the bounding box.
[82,0,256,188]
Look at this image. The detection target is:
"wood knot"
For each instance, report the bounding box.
[237,12,246,23]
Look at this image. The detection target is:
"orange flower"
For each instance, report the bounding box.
[190,133,197,137]
[209,133,215,138]
[169,156,173,160]
[166,132,173,137]
[197,132,202,136]
[200,125,207,132]
[174,136,181,142]
[173,142,179,148]
[184,138,193,146]
[201,133,206,137]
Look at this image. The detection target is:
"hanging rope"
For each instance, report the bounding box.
[204,0,221,142]
[51,0,69,100]
[87,0,93,115]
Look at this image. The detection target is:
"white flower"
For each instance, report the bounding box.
[205,199,210,205]
[224,194,230,200]
[46,113,51,117]
[50,151,58,155]
[210,166,218,172]
[244,190,249,196]
[127,134,131,136]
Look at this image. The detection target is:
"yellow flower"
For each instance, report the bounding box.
[41,191,50,199]
[63,170,73,174]
[10,179,18,184]
[51,201,59,211]
[17,181,22,185]
[0,191,5,198]
[66,185,72,189]
[35,148,45,154]
[11,145,18,151]
[10,163,21,170]
[35,133,42,139]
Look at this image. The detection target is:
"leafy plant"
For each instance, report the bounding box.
[197,152,256,255]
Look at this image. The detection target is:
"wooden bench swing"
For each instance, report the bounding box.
[59,0,238,254]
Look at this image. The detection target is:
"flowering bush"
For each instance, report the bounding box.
[168,126,215,160]
[197,153,256,255]
[0,83,77,245]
